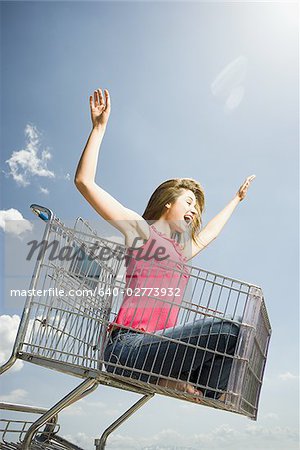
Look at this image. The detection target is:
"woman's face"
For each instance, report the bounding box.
[164,189,198,233]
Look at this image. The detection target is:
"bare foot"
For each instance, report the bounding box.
[218,393,226,402]
[158,378,203,403]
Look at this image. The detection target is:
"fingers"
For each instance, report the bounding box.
[94,89,104,108]
[245,174,256,185]
[237,174,256,201]
[241,174,256,190]
[244,174,256,185]
[93,90,98,107]
[97,88,105,106]
[89,95,94,108]
[90,88,110,111]
[104,89,111,111]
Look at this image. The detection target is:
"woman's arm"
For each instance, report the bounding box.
[75,89,111,185]
[74,88,150,240]
[186,175,256,259]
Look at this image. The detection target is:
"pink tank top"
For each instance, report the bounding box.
[113,225,190,333]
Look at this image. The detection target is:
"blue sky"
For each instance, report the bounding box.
[0,1,299,449]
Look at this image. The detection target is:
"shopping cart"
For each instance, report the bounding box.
[0,204,272,450]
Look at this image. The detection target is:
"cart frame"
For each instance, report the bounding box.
[0,204,272,449]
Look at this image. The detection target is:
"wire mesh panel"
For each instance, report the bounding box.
[0,420,60,450]
[0,403,71,450]
[11,210,271,421]
[102,253,271,420]
[18,220,123,374]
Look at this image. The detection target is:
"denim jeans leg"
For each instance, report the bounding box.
[104,318,240,395]
[191,333,238,398]
[104,332,145,378]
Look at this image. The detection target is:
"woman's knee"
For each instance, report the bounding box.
[211,320,240,336]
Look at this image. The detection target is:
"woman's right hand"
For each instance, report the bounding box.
[90,88,111,129]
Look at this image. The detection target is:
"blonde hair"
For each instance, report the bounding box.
[142,178,205,244]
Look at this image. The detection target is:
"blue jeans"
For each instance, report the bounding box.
[104,318,240,399]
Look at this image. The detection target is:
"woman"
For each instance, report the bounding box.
[75,88,255,402]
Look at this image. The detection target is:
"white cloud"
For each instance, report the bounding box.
[0,315,24,372]
[0,389,28,402]
[63,432,93,449]
[6,124,55,187]
[39,186,49,195]
[0,208,33,236]
[211,56,248,112]
[63,424,299,450]
[279,372,299,381]
[243,424,298,442]
[65,173,71,181]
[62,398,116,418]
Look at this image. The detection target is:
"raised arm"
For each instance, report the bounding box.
[74,88,149,241]
[186,175,256,259]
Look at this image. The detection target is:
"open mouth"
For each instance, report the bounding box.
[184,215,193,226]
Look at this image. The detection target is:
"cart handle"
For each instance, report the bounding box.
[30,204,53,222]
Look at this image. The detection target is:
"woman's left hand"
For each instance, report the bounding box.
[236,175,256,201]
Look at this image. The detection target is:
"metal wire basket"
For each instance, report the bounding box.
[0,204,271,449]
